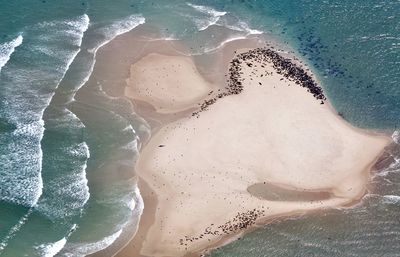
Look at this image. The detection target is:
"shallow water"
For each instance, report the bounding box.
[0,0,398,256]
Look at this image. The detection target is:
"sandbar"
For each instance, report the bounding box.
[116,45,390,257]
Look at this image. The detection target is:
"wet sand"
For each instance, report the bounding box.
[114,39,390,257]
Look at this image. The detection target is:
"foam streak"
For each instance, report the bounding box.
[0,35,23,73]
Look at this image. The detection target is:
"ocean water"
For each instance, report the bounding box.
[0,1,398,257]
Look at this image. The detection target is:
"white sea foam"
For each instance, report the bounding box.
[374,150,400,178]
[35,173,89,219]
[18,16,87,137]
[382,195,400,204]
[36,12,90,211]
[120,125,139,150]
[72,15,145,99]
[49,108,86,130]
[17,16,91,209]
[122,187,139,211]
[187,4,263,35]
[192,16,221,31]
[62,186,144,256]
[124,196,137,211]
[140,35,179,42]
[35,237,67,257]
[190,35,250,56]
[0,14,91,255]
[187,3,227,17]
[32,15,143,222]
[184,4,263,55]
[221,20,264,35]
[135,186,144,213]
[36,141,90,220]
[62,229,123,257]
[32,14,90,93]
[36,14,89,47]
[32,14,89,59]
[31,14,90,217]
[57,14,90,80]
[24,14,143,257]
[187,3,227,31]
[89,14,145,53]
[374,164,399,178]
[60,178,144,256]
[68,141,91,159]
[0,118,45,207]
[0,34,23,73]
[65,14,90,47]
[34,224,77,257]
[121,139,139,152]
[36,110,86,219]
[392,130,400,144]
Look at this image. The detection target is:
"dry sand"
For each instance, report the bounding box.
[116,48,390,257]
[125,53,213,114]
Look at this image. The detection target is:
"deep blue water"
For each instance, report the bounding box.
[0,1,398,256]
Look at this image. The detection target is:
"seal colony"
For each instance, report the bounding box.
[193,48,326,117]
[116,44,390,257]
[180,208,265,247]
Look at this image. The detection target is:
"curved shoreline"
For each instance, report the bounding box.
[113,37,391,257]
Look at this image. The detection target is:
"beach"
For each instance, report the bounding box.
[114,38,391,257]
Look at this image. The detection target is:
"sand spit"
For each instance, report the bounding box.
[116,47,390,257]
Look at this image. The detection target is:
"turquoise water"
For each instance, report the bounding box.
[0,1,398,256]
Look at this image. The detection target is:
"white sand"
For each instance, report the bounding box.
[121,50,390,257]
[125,53,213,113]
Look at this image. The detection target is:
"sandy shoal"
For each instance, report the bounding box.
[117,49,390,257]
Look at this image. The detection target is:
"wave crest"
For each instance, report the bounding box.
[187,3,227,31]
[35,237,67,257]
[0,34,23,73]
[60,230,123,257]
[382,195,400,204]
[392,130,399,144]
[90,14,145,52]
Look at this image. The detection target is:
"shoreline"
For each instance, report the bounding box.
[113,36,391,257]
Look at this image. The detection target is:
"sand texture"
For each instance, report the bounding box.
[125,53,213,114]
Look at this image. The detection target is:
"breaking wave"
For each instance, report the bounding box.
[187,3,227,31]
[382,195,400,205]
[0,34,23,73]
[60,230,123,257]
[35,237,67,257]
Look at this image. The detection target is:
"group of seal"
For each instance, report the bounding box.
[179,208,265,248]
[192,47,326,117]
